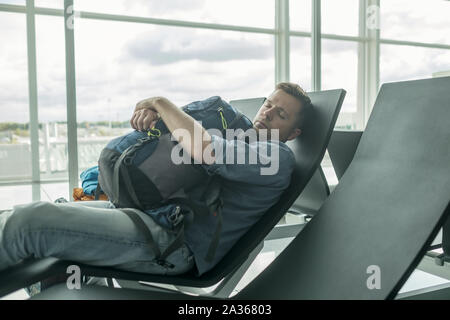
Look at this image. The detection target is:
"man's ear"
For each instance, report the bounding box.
[287,128,302,141]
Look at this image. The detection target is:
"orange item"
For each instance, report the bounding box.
[73,187,108,202]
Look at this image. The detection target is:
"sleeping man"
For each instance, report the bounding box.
[0,82,312,281]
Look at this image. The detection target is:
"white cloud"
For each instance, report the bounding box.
[70,18,275,122]
[380,0,450,45]
[123,29,272,65]
[380,44,450,84]
[321,0,359,36]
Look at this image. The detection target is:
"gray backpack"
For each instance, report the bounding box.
[96,96,253,267]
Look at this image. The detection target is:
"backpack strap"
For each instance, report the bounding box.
[119,208,162,259]
[112,150,126,206]
[120,165,143,209]
[200,175,224,262]
[163,176,224,263]
[94,183,102,200]
[113,147,143,209]
[120,208,179,269]
[159,224,185,263]
[205,197,223,262]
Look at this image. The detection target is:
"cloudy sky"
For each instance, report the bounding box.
[0,0,449,124]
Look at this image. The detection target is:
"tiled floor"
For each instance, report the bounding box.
[1,289,30,300]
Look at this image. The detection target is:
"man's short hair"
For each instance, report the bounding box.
[275,82,313,130]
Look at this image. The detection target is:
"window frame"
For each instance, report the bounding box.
[0,0,450,189]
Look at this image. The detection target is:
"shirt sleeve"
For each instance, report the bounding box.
[201,134,295,187]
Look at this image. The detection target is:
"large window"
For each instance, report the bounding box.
[35,14,69,180]
[290,37,311,91]
[322,40,358,112]
[0,12,31,181]
[74,20,274,119]
[379,0,450,102]
[75,0,275,29]
[319,0,360,129]
[380,0,450,45]
[74,18,275,174]
[380,44,450,84]
[1,0,450,203]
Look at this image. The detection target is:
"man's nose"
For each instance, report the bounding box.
[263,109,274,121]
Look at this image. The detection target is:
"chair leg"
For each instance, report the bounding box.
[106,278,115,287]
[442,216,450,257]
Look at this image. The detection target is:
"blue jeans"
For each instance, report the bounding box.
[0,200,194,275]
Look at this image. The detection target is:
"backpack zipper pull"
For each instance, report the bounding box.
[147,127,161,138]
[156,259,175,269]
[218,107,228,130]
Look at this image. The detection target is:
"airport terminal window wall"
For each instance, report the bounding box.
[1,0,450,209]
[379,0,450,84]
[74,19,275,174]
[0,11,31,182]
[0,0,277,208]
[290,0,361,129]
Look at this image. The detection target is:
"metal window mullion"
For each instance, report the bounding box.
[311,0,321,91]
[0,3,26,13]
[64,0,79,196]
[275,0,290,84]
[364,0,380,127]
[78,11,276,35]
[356,0,367,130]
[25,0,41,202]
[2,5,276,35]
[380,38,450,50]
[4,3,450,48]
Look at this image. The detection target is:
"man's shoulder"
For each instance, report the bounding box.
[273,141,296,176]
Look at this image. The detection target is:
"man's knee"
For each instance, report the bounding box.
[3,201,57,239]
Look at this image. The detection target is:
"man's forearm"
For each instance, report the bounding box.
[152,97,214,164]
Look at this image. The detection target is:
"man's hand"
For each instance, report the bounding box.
[130,108,160,131]
[131,96,215,164]
[131,97,166,131]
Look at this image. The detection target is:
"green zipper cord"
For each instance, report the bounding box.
[218,107,228,130]
[147,127,161,137]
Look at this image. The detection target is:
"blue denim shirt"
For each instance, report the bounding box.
[144,134,295,276]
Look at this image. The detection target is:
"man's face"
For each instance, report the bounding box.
[252,89,302,143]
